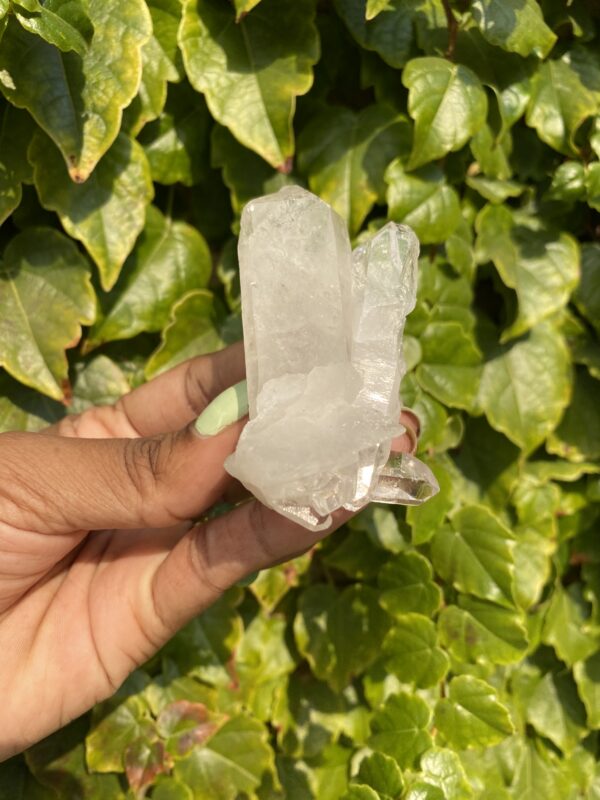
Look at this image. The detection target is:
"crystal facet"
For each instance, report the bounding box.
[225,186,439,531]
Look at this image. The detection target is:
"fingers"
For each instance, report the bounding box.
[0,416,246,533]
[149,501,352,634]
[116,342,246,437]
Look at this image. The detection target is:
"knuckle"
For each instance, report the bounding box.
[122,435,165,499]
[189,523,232,596]
[248,502,280,565]
[184,360,211,418]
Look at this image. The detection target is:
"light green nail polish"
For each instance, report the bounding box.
[195,380,248,436]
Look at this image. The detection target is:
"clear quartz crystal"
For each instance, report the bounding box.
[225,186,439,531]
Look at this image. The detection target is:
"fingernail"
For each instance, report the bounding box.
[402,407,421,437]
[195,380,248,437]
[405,424,418,455]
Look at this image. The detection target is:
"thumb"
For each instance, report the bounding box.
[0,382,248,533]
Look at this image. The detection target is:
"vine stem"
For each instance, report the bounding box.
[441,0,458,60]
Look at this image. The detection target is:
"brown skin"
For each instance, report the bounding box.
[0,342,418,759]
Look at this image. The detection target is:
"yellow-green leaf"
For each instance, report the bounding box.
[179,0,319,169]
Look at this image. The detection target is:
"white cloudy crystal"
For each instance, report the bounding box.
[226,186,439,531]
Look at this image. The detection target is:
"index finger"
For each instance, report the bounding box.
[114,342,246,437]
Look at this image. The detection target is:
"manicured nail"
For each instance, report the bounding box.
[402,407,421,437]
[195,380,248,437]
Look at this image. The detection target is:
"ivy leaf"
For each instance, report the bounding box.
[419,747,473,800]
[575,243,600,334]
[368,693,432,769]
[382,613,449,688]
[573,652,600,729]
[353,751,404,797]
[139,82,211,187]
[513,526,555,610]
[86,206,211,349]
[86,693,155,773]
[334,0,413,69]
[297,105,411,235]
[525,669,587,754]
[434,676,514,750]
[471,0,556,58]
[0,1,151,180]
[475,204,580,340]
[295,584,391,692]
[0,370,64,432]
[144,290,226,379]
[403,57,488,170]
[174,716,274,800]
[0,227,95,400]
[179,0,319,169]
[438,596,529,665]
[406,457,454,545]
[233,0,263,20]
[30,131,153,290]
[12,0,88,55]
[405,783,445,800]
[526,51,600,157]
[342,786,380,800]
[235,613,296,721]
[365,0,390,19]
[70,355,130,414]
[431,505,516,608]
[511,741,561,800]
[378,552,442,616]
[547,368,600,462]
[416,321,483,411]
[542,584,598,666]
[0,105,35,225]
[478,323,571,453]
[386,161,461,244]
[211,124,296,220]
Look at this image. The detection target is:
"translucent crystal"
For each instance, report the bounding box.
[225,186,439,531]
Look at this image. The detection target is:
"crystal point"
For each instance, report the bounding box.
[225,186,439,531]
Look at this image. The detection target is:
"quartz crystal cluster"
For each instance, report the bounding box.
[225,186,439,531]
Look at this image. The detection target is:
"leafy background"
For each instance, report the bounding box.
[0,0,600,797]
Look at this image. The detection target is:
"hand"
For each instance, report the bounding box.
[0,343,419,759]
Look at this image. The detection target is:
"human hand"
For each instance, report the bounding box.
[0,342,419,759]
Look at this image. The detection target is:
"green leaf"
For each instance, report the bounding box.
[471,0,556,58]
[12,0,88,55]
[431,505,515,608]
[525,669,588,754]
[386,160,461,244]
[438,596,528,665]
[144,290,226,379]
[0,227,95,400]
[233,0,263,20]
[87,206,211,349]
[368,692,432,769]
[123,0,184,134]
[30,131,153,290]
[546,160,586,203]
[211,124,296,220]
[378,552,442,616]
[403,57,487,169]
[573,652,600,729]
[139,82,211,186]
[512,526,555,610]
[334,0,413,69]
[86,693,155,773]
[365,0,390,19]
[382,613,449,688]
[297,104,410,235]
[249,554,311,612]
[526,51,600,156]
[0,370,64,432]
[511,741,561,800]
[294,584,391,691]
[547,368,600,461]
[353,751,404,797]
[70,355,130,414]
[478,323,571,453]
[0,1,151,180]
[416,321,483,411]
[404,783,445,800]
[475,205,580,340]
[342,786,380,800]
[434,676,514,750]
[174,715,274,800]
[179,0,319,168]
[0,105,35,225]
[419,748,473,800]
[586,161,600,211]
[236,613,296,721]
[466,175,524,204]
[542,584,598,666]
[575,243,600,334]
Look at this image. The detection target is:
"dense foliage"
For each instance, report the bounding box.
[1,0,600,797]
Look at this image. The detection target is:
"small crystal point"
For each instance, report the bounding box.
[225,186,439,531]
